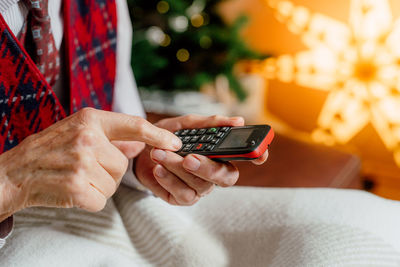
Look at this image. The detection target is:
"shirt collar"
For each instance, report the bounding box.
[0,0,20,14]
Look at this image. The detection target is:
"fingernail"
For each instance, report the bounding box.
[152,149,166,161]
[173,137,182,150]
[183,156,201,171]
[155,165,167,178]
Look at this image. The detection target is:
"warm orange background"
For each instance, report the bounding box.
[220,0,400,195]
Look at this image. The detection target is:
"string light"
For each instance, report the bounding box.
[177,48,190,62]
[191,14,204,27]
[257,0,400,166]
[157,1,169,14]
[200,35,212,49]
[161,34,171,47]
[169,16,189,32]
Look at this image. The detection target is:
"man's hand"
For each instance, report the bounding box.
[135,115,269,206]
[0,108,182,221]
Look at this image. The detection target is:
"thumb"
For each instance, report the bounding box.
[112,141,146,159]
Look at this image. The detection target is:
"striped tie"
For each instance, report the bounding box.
[19,0,60,87]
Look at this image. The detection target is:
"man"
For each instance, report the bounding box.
[1,0,400,266]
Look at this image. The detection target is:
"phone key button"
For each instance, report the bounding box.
[211,138,220,144]
[181,129,190,136]
[200,134,213,143]
[182,144,193,152]
[207,127,219,134]
[220,127,230,132]
[197,129,207,135]
[174,130,181,136]
[189,129,198,135]
[190,136,200,143]
[193,143,205,151]
[183,136,191,143]
[205,144,215,151]
[216,132,225,138]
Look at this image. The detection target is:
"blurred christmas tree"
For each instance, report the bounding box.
[127,0,266,100]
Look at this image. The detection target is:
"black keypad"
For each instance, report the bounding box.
[176,127,231,153]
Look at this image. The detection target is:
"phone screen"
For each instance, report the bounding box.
[218,129,253,149]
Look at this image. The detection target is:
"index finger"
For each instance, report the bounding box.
[156,114,245,132]
[80,108,182,151]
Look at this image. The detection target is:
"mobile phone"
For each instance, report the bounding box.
[175,125,274,161]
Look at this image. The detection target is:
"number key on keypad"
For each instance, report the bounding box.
[216,132,225,138]
[181,129,190,136]
[200,135,213,143]
[189,129,198,135]
[197,129,207,135]
[190,136,200,143]
[205,144,215,151]
[182,144,193,152]
[211,138,220,145]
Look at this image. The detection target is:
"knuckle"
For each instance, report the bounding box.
[116,156,129,178]
[133,117,148,134]
[185,114,196,121]
[121,156,129,171]
[65,173,87,195]
[211,114,222,121]
[74,128,98,147]
[70,151,92,174]
[77,107,98,123]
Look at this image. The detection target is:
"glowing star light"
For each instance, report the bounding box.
[257,0,400,166]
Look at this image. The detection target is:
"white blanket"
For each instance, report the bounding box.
[1,186,400,266]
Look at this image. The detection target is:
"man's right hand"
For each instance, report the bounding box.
[0,108,182,220]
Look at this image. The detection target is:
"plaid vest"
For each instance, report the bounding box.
[0,0,117,152]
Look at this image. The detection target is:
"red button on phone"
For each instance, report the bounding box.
[195,144,204,151]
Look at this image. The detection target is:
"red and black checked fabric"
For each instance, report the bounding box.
[0,0,117,153]
[19,0,61,87]
[65,0,117,113]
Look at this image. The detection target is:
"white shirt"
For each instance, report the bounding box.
[0,0,148,219]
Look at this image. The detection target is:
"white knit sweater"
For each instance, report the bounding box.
[1,186,400,266]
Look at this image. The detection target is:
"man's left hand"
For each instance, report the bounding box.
[134,115,269,206]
